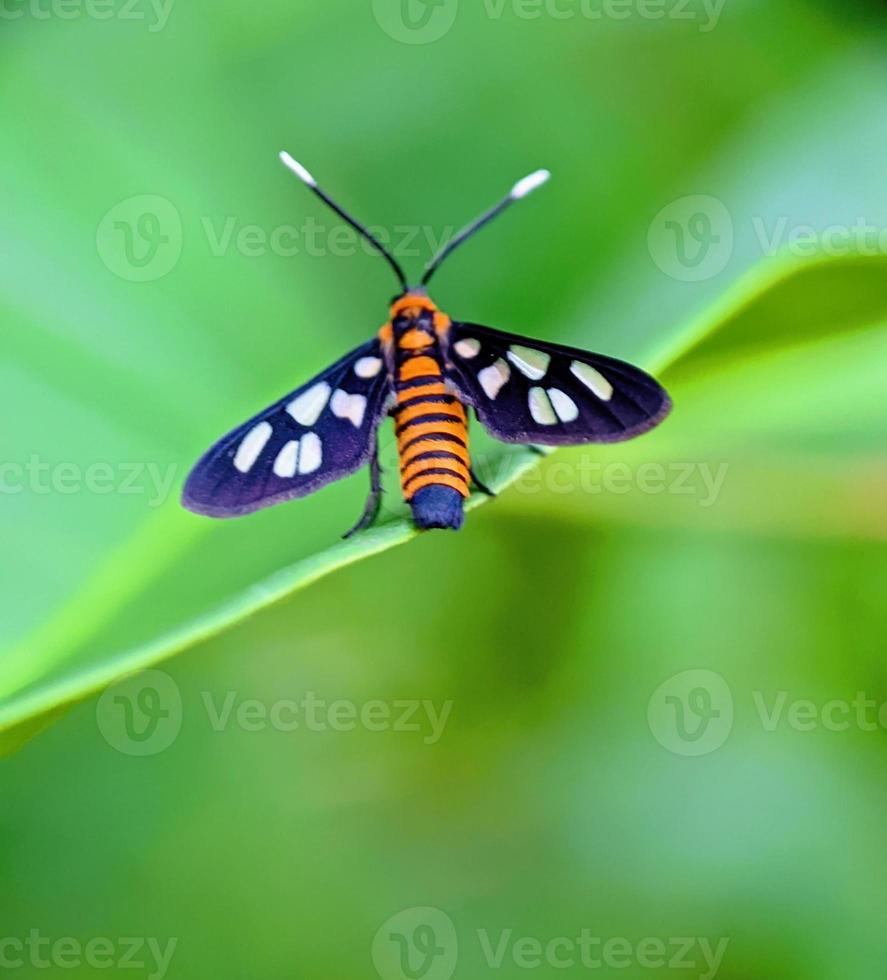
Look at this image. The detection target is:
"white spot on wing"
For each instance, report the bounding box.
[234,421,272,473]
[528,387,557,426]
[454,338,481,359]
[354,356,383,378]
[331,389,367,428]
[273,439,300,478]
[507,345,550,380]
[287,381,331,426]
[571,361,613,401]
[298,432,322,474]
[548,388,579,423]
[478,358,511,400]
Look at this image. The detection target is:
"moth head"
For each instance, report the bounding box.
[389,290,438,330]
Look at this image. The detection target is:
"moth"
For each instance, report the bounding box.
[183,153,671,535]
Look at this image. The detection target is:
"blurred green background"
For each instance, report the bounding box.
[3,0,887,976]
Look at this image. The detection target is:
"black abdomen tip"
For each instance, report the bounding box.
[410,485,465,531]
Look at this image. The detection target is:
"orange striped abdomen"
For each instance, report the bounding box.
[393,345,470,511]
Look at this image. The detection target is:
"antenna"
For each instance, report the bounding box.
[421,169,551,287]
[279,151,408,292]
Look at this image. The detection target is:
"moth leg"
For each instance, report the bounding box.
[525,445,547,457]
[343,441,383,539]
[469,466,496,497]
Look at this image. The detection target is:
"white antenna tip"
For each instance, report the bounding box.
[511,169,551,200]
[279,151,317,187]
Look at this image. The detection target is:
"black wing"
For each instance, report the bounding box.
[444,322,671,445]
[183,339,391,517]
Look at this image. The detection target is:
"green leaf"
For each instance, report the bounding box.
[650,253,887,376]
[4,252,887,756]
